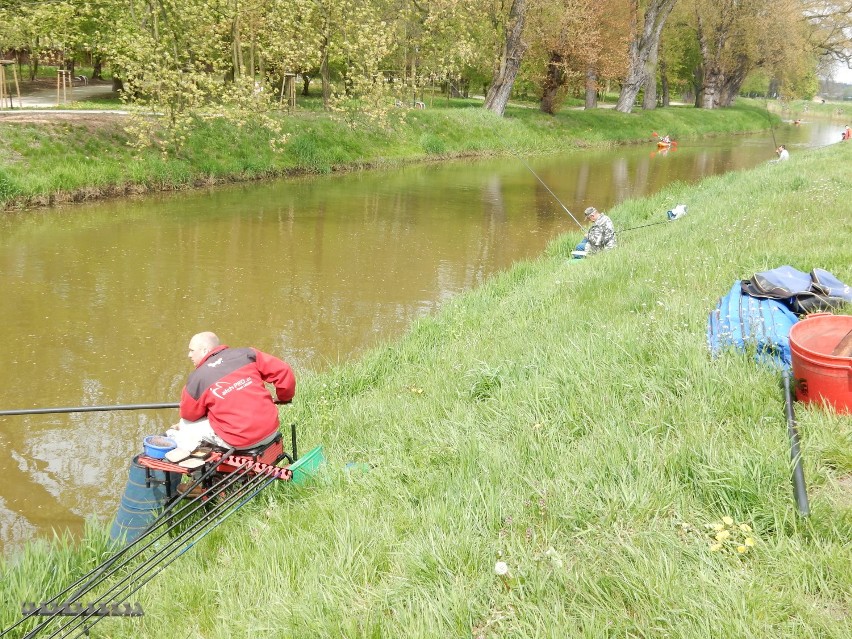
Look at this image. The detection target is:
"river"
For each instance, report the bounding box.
[0,117,843,557]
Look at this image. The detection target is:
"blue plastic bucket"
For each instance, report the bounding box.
[143,435,176,459]
[109,455,180,545]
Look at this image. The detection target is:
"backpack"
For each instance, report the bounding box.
[740,266,852,315]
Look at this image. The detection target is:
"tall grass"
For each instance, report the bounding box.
[0,101,775,210]
[2,135,850,637]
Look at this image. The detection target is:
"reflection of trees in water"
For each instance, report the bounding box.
[633,153,651,199]
[611,157,630,201]
[575,163,590,206]
[476,175,506,282]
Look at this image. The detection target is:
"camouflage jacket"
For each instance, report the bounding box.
[585,214,617,253]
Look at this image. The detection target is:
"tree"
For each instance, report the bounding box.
[523,0,600,114]
[484,0,528,116]
[656,1,701,105]
[615,0,677,113]
[261,0,326,100]
[803,0,852,74]
[691,0,811,108]
[407,0,495,104]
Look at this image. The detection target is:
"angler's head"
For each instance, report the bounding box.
[188,331,220,367]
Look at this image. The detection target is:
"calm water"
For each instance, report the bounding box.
[0,118,842,557]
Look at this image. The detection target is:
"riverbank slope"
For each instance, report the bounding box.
[0,99,776,210]
[2,136,850,637]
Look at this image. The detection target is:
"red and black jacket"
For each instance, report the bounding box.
[179,345,296,448]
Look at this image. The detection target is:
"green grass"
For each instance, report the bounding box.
[0,99,777,210]
[1,134,850,638]
[770,98,852,124]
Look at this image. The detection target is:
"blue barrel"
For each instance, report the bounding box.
[109,455,180,545]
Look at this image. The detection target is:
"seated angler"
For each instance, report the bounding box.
[572,206,617,258]
[167,331,296,452]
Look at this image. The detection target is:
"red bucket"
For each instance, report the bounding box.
[789,313,852,413]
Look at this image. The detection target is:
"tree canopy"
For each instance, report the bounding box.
[0,0,844,144]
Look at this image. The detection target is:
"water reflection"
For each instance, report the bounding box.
[0,120,841,556]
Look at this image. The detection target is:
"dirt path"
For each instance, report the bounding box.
[0,79,123,122]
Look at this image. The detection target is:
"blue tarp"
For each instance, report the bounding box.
[707,281,799,369]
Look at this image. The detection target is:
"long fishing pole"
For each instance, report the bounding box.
[618,219,670,233]
[49,469,275,639]
[513,153,584,227]
[10,456,252,639]
[782,370,810,517]
[0,399,289,417]
[0,402,179,416]
[4,450,238,637]
[765,97,778,149]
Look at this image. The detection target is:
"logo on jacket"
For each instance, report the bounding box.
[207,357,224,368]
[210,377,253,399]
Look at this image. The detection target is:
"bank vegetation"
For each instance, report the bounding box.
[0,98,779,211]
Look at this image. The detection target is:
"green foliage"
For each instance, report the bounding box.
[0,168,20,200]
[419,133,446,155]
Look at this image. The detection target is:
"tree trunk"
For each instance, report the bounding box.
[539,51,565,115]
[615,0,677,114]
[659,58,669,106]
[30,38,40,81]
[584,67,598,109]
[692,65,702,107]
[718,55,750,106]
[695,7,740,109]
[302,74,311,96]
[484,0,528,116]
[92,56,103,81]
[642,44,658,110]
[768,77,779,98]
[249,36,256,79]
[232,16,243,80]
[320,38,330,108]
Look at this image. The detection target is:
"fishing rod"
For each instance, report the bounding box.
[0,402,179,417]
[782,370,810,517]
[764,97,778,149]
[513,152,585,227]
[617,219,670,233]
[10,456,257,639]
[0,399,290,417]
[5,450,242,637]
[45,469,278,639]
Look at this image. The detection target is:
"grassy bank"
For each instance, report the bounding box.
[2,132,850,636]
[772,98,852,125]
[0,99,775,210]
